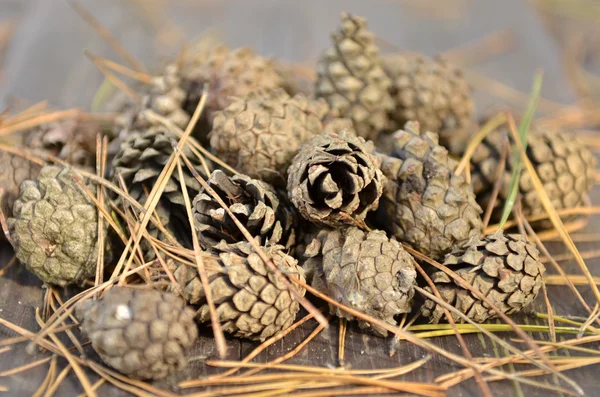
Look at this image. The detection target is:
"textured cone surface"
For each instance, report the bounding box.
[382,54,474,155]
[287,130,385,227]
[183,46,285,121]
[111,126,207,258]
[421,231,545,323]
[7,166,100,286]
[375,122,483,260]
[315,13,394,141]
[172,241,306,341]
[471,125,597,226]
[0,149,41,221]
[77,287,198,380]
[193,170,298,252]
[304,227,417,336]
[210,89,329,185]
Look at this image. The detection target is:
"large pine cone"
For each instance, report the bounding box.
[0,149,41,221]
[209,89,329,186]
[421,231,545,323]
[7,166,101,286]
[374,122,483,260]
[172,241,306,341]
[76,287,198,380]
[183,46,286,121]
[315,13,394,141]
[470,125,597,226]
[193,170,297,252]
[110,126,208,258]
[287,130,385,227]
[304,227,417,336]
[382,54,474,155]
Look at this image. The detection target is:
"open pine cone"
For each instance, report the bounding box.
[76,287,198,380]
[374,122,483,260]
[171,241,306,341]
[421,231,545,323]
[287,130,385,227]
[304,227,417,336]
[315,12,394,141]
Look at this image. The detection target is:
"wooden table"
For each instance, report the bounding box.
[1,0,599,395]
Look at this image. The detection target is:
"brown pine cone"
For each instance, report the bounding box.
[287,130,385,227]
[304,227,417,336]
[421,231,545,323]
[192,170,298,252]
[315,13,394,141]
[209,88,329,186]
[374,122,483,260]
[470,125,597,227]
[171,241,306,341]
[0,149,41,221]
[382,53,475,155]
[76,287,198,380]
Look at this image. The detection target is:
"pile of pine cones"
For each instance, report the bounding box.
[1,12,596,380]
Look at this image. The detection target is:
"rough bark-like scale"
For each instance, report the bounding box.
[171,241,306,341]
[0,148,41,221]
[315,12,394,141]
[77,287,198,380]
[287,130,385,227]
[7,166,101,286]
[421,230,545,323]
[303,227,417,336]
[374,121,483,260]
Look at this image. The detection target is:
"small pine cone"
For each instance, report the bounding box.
[183,46,286,121]
[421,231,545,323]
[23,119,103,168]
[209,89,329,185]
[172,241,306,341]
[288,130,385,227]
[192,170,298,252]
[111,126,208,258]
[374,122,483,260]
[304,227,417,336]
[315,13,394,141]
[0,149,41,221]
[382,53,475,155]
[471,125,597,227]
[76,287,198,380]
[7,166,101,286]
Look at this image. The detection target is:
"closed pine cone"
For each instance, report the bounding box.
[374,121,483,260]
[0,148,41,221]
[76,287,198,380]
[171,241,306,341]
[470,125,597,227]
[304,227,417,336]
[382,53,475,155]
[287,129,385,227]
[421,231,545,323]
[209,88,329,186]
[193,170,298,252]
[315,12,394,141]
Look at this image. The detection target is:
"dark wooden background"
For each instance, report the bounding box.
[1,0,600,396]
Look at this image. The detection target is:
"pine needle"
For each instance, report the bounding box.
[455,112,506,177]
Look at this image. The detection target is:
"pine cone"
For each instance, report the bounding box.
[0,149,41,221]
[315,12,394,141]
[470,125,597,227]
[287,130,385,227]
[374,122,483,260]
[382,53,475,155]
[172,241,306,341]
[7,166,101,286]
[421,231,545,323]
[304,227,417,336]
[76,287,198,380]
[183,46,285,121]
[193,170,297,252]
[209,88,329,186]
[110,126,208,258]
